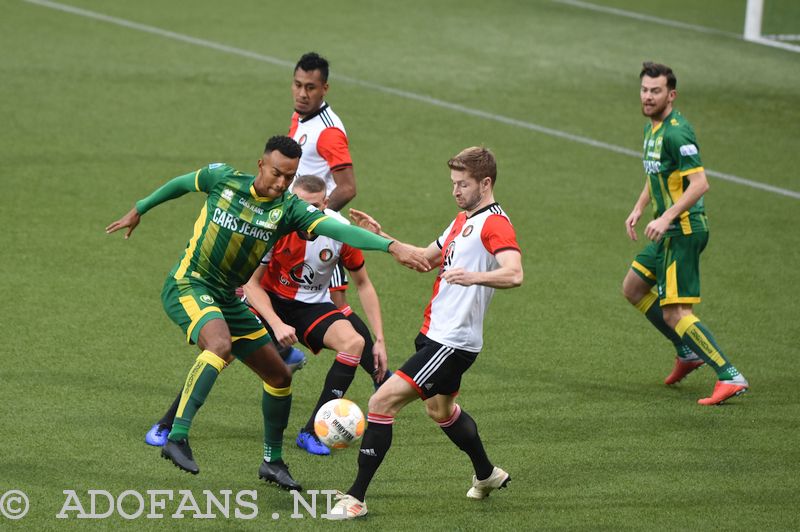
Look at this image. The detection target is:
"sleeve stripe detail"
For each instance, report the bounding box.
[679,166,705,177]
[306,215,330,234]
[493,246,521,254]
[320,109,334,128]
[330,163,353,172]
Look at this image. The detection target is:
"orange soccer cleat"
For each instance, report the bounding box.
[697,377,749,406]
[664,357,705,385]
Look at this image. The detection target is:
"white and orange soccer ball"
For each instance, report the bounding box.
[314,398,365,449]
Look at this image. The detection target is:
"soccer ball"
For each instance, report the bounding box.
[314,398,365,449]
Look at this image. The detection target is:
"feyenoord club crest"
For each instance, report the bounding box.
[319,248,334,262]
[462,225,474,237]
[297,134,307,146]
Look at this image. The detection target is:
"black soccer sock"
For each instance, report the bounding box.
[347,414,394,502]
[157,389,182,428]
[347,312,390,386]
[302,358,358,434]
[438,404,494,480]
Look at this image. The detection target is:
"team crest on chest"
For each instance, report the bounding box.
[268,208,283,224]
[462,225,474,237]
[319,248,334,262]
[297,134,307,146]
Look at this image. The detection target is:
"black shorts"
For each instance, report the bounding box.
[251,293,347,354]
[396,333,478,399]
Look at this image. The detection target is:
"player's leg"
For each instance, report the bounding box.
[158,278,232,473]
[297,317,363,455]
[238,342,302,490]
[625,243,701,383]
[327,373,418,519]
[344,309,393,387]
[426,394,509,499]
[659,233,747,405]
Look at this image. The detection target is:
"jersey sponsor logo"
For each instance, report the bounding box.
[646,151,661,159]
[655,136,663,151]
[268,208,283,224]
[679,144,698,156]
[238,197,265,215]
[643,160,661,174]
[462,225,474,237]
[306,205,318,213]
[221,188,234,201]
[254,218,277,229]
[211,207,273,242]
[290,263,315,284]
[319,248,334,262]
[199,294,214,305]
[208,163,224,170]
[297,134,307,146]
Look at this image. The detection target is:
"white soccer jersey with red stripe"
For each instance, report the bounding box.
[259,210,364,304]
[288,103,352,196]
[421,203,520,352]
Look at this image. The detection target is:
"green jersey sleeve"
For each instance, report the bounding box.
[311,218,393,251]
[135,172,197,215]
[665,125,703,177]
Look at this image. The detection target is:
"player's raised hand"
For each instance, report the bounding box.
[388,241,430,272]
[106,207,141,239]
[349,208,382,235]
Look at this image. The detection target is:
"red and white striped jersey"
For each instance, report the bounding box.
[259,210,364,304]
[288,103,352,197]
[421,203,520,352]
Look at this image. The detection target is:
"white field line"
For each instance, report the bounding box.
[23,0,800,200]
[553,0,800,53]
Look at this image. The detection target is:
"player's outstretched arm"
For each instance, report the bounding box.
[243,265,298,347]
[349,208,438,270]
[311,217,430,272]
[350,265,387,382]
[106,172,198,239]
[441,249,523,289]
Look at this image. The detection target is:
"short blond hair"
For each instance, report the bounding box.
[293,174,326,194]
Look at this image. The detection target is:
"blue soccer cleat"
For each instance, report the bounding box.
[296,430,331,456]
[145,423,170,447]
[281,347,307,373]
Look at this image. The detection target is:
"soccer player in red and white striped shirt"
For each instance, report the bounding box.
[326,147,523,520]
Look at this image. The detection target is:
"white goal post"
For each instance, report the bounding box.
[744,0,800,52]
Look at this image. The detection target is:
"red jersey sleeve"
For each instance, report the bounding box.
[481,214,520,255]
[317,127,353,172]
[340,244,365,271]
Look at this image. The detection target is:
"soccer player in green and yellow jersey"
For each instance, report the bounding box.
[622,62,748,406]
[106,136,428,488]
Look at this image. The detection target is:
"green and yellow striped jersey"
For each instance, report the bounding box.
[154,163,327,293]
[642,110,708,237]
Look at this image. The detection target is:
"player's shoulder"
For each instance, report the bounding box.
[665,111,696,135]
[323,208,350,225]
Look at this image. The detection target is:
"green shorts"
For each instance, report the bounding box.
[630,231,709,306]
[161,276,271,359]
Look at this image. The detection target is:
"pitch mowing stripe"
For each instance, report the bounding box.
[23,0,800,200]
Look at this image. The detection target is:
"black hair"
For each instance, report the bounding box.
[264,135,302,159]
[640,61,677,90]
[295,52,330,82]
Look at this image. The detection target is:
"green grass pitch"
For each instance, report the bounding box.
[2,0,799,529]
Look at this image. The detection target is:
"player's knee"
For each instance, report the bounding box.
[264,365,292,389]
[424,401,449,421]
[204,338,233,359]
[367,388,395,416]
[342,333,365,357]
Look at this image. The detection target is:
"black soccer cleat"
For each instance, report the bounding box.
[161,438,200,475]
[258,459,302,491]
